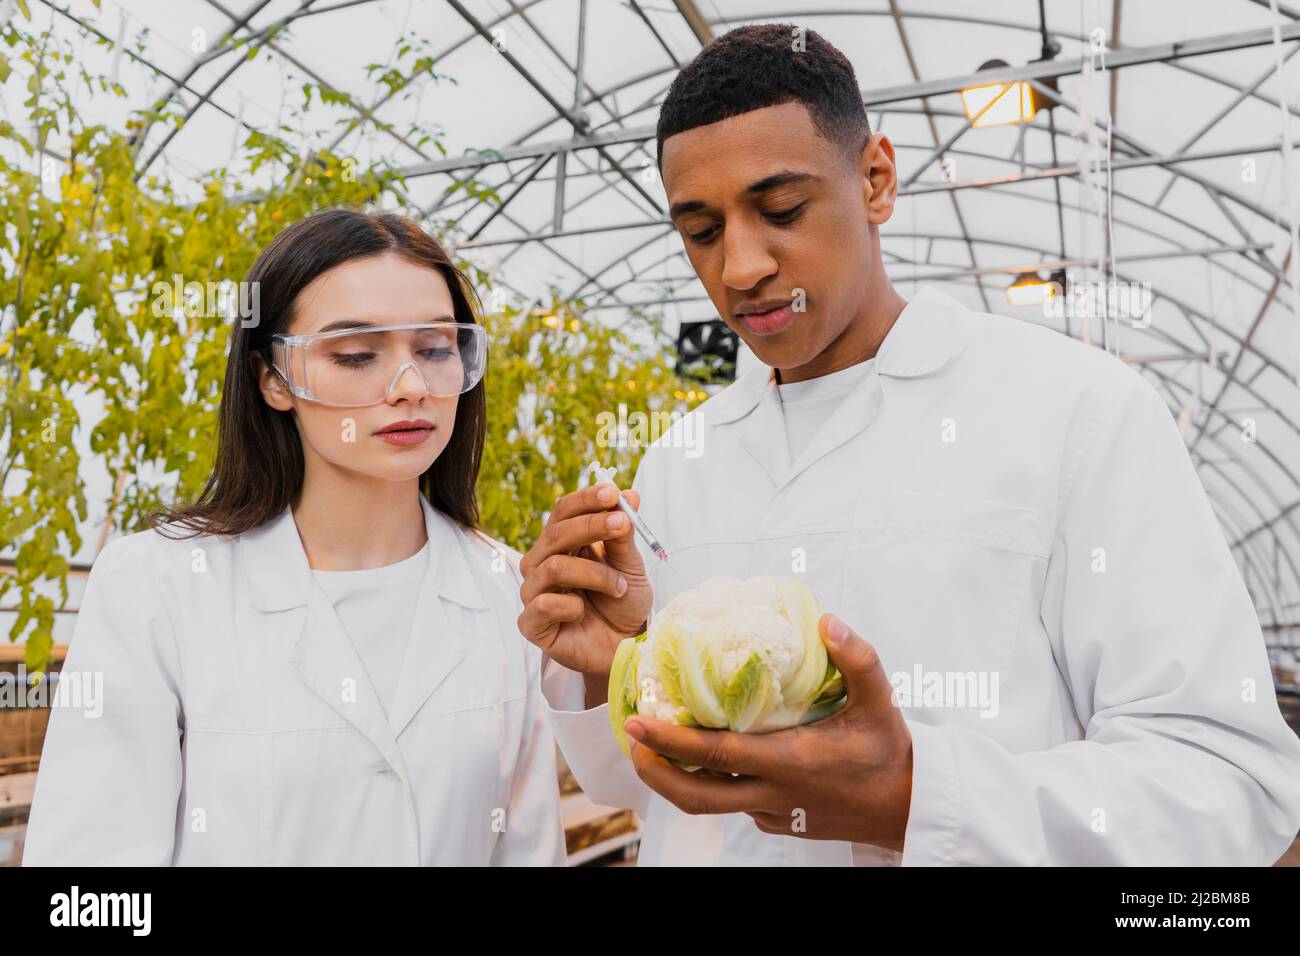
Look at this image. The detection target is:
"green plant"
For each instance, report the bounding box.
[0,7,699,670]
[472,285,696,552]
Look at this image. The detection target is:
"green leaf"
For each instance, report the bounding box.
[722,651,775,732]
[607,636,641,758]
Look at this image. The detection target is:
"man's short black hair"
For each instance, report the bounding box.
[656,23,871,167]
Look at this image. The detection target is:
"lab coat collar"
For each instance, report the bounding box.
[708,287,970,489]
[242,494,488,613]
[703,286,972,428]
[238,495,487,767]
[737,380,792,490]
[732,364,887,490]
[873,286,972,379]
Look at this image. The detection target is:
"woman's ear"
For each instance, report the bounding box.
[254,353,295,412]
[859,131,899,226]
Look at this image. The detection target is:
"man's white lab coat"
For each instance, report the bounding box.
[544,287,1300,866]
[25,496,564,866]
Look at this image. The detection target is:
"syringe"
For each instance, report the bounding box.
[587,462,671,563]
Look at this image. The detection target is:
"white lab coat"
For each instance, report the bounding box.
[544,287,1300,866]
[24,495,564,866]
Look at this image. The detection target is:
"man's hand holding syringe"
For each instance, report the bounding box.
[517,465,660,709]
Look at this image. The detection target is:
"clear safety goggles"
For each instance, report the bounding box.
[268,321,487,408]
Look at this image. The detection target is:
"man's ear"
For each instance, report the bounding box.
[254,352,294,412]
[859,131,899,226]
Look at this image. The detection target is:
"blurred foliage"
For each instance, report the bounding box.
[0,6,700,670]
[470,282,701,552]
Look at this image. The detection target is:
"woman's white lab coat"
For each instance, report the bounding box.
[544,287,1300,866]
[24,495,564,866]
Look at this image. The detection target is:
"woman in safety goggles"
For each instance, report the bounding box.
[23,207,565,866]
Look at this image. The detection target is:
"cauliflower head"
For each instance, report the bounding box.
[608,575,847,759]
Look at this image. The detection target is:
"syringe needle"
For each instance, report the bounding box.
[613,493,670,563]
[586,460,676,578]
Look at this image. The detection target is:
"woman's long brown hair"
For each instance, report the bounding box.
[151,207,487,539]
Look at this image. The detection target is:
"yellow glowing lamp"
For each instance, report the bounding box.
[961,59,1040,127]
[1005,271,1059,307]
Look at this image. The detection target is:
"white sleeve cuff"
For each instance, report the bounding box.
[900,719,962,866]
[541,656,592,713]
[540,657,650,816]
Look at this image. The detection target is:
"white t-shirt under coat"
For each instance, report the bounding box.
[311,541,429,719]
[776,357,878,464]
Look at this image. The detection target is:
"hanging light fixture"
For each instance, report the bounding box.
[961,4,1062,128]
[1005,269,1066,308]
[961,28,1061,132]
[960,59,1040,127]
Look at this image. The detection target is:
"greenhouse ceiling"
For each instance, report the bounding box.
[6,0,1300,638]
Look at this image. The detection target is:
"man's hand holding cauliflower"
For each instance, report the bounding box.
[517,481,915,853]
